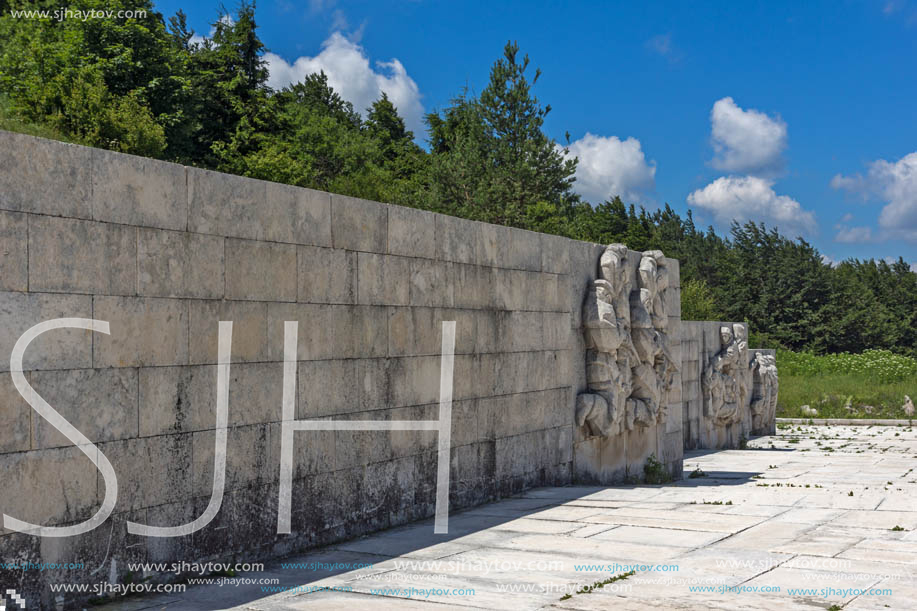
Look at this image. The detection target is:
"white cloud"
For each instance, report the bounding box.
[831,152,917,241]
[686,175,817,236]
[911,262,917,273]
[264,32,424,135]
[821,254,838,267]
[563,134,656,204]
[834,225,873,243]
[710,97,787,175]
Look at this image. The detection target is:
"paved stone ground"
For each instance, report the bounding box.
[101,424,917,610]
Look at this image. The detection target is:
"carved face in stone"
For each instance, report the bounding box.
[600,244,629,292]
[733,324,747,343]
[720,326,733,347]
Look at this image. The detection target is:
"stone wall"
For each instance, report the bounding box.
[681,321,777,449]
[0,131,588,606]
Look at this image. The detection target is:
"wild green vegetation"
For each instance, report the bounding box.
[2,1,916,370]
[777,350,916,419]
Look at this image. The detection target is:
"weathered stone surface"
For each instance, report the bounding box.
[298,359,360,418]
[225,238,297,302]
[331,194,387,253]
[0,446,99,535]
[435,214,478,264]
[330,305,388,359]
[0,131,91,219]
[138,228,223,298]
[138,365,215,436]
[0,291,92,372]
[100,434,192,511]
[0,372,31,453]
[388,205,435,259]
[192,424,272,496]
[540,232,572,275]
[188,168,332,246]
[93,296,188,368]
[92,148,187,231]
[188,299,268,365]
[453,263,493,309]
[298,245,356,304]
[267,302,334,361]
[0,210,27,291]
[30,368,138,449]
[357,253,410,306]
[29,216,136,295]
[409,258,453,307]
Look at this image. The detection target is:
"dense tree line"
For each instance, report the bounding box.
[1,1,915,356]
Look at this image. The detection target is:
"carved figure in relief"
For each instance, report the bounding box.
[702,325,742,426]
[750,352,779,431]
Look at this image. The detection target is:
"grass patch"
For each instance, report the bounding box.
[643,453,671,485]
[560,570,636,600]
[776,349,916,419]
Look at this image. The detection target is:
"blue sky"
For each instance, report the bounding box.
[154,0,917,266]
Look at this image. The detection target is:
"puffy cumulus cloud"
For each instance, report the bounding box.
[831,152,917,242]
[710,97,787,175]
[821,254,838,267]
[564,134,656,204]
[264,32,424,136]
[834,225,873,243]
[687,176,817,236]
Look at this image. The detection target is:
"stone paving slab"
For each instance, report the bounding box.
[96,424,917,610]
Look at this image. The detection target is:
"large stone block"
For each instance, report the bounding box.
[139,365,216,436]
[388,205,435,259]
[331,194,387,253]
[30,368,138,449]
[298,359,360,418]
[540,233,572,275]
[92,148,187,231]
[93,296,188,368]
[357,253,410,306]
[267,302,334,361]
[476,222,509,268]
[435,214,478,265]
[0,291,93,372]
[0,211,27,291]
[138,228,223,299]
[189,299,268,364]
[388,307,475,357]
[225,238,297,302]
[0,131,92,219]
[542,311,571,350]
[0,446,100,536]
[29,215,136,295]
[387,355,441,408]
[298,245,356,304]
[452,264,494,309]
[0,372,31,453]
[188,168,332,246]
[192,424,272,496]
[101,434,193,511]
[492,268,527,311]
[409,258,453,307]
[329,305,388,359]
[225,362,283,427]
[506,227,543,271]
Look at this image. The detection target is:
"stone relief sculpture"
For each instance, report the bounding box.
[576,245,679,438]
[750,352,779,431]
[701,326,743,426]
